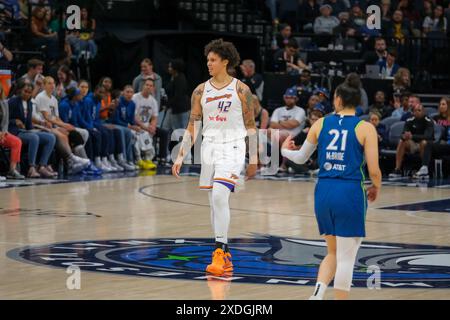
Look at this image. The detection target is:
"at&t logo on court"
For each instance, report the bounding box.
[8,235,450,289]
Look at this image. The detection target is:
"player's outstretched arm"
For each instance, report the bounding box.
[237,81,258,180]
[172,83,204,178]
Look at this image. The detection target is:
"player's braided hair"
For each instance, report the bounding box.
[204,38,240,69]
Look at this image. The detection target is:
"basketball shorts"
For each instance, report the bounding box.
[199,137,246,192]
[314,178,367,237]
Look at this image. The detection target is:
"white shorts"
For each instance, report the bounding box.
[199,137,246,192]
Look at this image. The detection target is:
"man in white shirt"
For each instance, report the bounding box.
[132,78,159,169]
[33,76,90,174]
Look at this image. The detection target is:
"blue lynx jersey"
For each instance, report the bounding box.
[317,114,365,181]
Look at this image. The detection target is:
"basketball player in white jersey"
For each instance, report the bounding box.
[172,39,257,275]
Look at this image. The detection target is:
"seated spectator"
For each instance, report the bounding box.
[133,78,170,167]
[55,65,78,100]
[313,4,340,35]
[66,7,97,60]
[20,58,44,97]
[268,87,306,164]
[80,82,131,171]
[422,0,434,22]
[378,49,400,78]
[0,84,24,179]
[389,104,434,179]
[298,0,320,31]
[396,0,421,35]
[8,82,56,178]
[111,85,139,169]
[422,5,447,36]
[306,94,320,115]
[369,91,393,119]
[432,97,450,160]
[362,37,388,65]
[166,59,190,130]
[393,94,420,121]
[388,67,411,103]
[369,110,388,148]
[98,76,114,120]
[240,59,264,101]
[0,41,13,69]
[273,38,308,74]
[333,12,357,38]
[276,23,294,50]
[30,6,58,60]
[253,94,269,130]
[313,87,332,114]
[385,10,410,42]
[381,0,393,23]
[132,58,163,109]
[325,0,348,17]
[295,69,316,110]
[33,76,90,174]
[349,3,367,28]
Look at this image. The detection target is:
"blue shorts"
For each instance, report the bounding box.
[314,178,367,237]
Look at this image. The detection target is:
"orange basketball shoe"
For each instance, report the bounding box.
[206,248,233,275]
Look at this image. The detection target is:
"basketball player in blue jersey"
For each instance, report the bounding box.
[281,75,382,300]
[172,39,258,275]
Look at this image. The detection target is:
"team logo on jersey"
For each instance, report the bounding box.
[8,235,450,288]
[206,94,232,103]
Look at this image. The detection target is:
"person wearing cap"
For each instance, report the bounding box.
[313,87,333,114]
[314,4,340,34]
[269,87,306,154]
[8,82,57,178]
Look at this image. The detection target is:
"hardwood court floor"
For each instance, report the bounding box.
[1,172,450,300]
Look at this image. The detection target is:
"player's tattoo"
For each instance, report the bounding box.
[188,112,202,125]
[241,85,256,130]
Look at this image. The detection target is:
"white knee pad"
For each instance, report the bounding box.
[334,237,362,292]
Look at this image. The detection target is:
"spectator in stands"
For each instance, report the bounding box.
[396,0,421,35]
[132,79,161,170]
[389,104,434,179]
[20,58,44,98]
[422,5,447,36]
[268,87,306,169]
[240,59,264,101]
[362,37,388,65]
[0,41,13,69]
[112,85,139,169]
[313,87,333,114]
[333,11,357,37]
[134,78,170,165]
[313,4,340,35]
[273,38,308,74]
[389,67,411,102]
[253,94,269,130]
[369,110,388,148]
[98,77,114,120]
[80,82,130,171]
[325,0,348,17]
[132,58,163,109]
[306,94,320,115]
[385,10,410,42]
[349,3,367,28]
[381,0,393,23]
[33,76,90,174]
[8,82,56,178]
[395,93,420,121]
[276,23,294,49]
[0,84,24,179]
[166,59,190,130]
[66,7,97,60]
[55,65,78,100]
[379,48,400,78]
[432,97,450,160]
[369,90,393,119]
[295,69,316,110]
[30,6,58,60]
[298,0,321,31]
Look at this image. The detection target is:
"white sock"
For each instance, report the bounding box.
[211,182,231,244]
[311,282,327,300]
[208,191,215,232]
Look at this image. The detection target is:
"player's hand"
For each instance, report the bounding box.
[245,163,257,181]
[0,132,5,143]
[281,135,296,151]
[367,185,379,202]
[172,158,183,178]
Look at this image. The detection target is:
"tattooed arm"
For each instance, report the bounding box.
[172,83,204,177]
[237,81,258,179]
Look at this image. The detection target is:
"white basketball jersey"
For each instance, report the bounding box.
[201,78,247,142]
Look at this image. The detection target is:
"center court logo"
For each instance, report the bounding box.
[7,235,450,288]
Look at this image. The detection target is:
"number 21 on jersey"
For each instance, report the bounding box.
[327,129,348,151]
